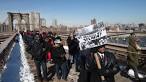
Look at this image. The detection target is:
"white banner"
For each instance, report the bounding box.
[76,26,107,50]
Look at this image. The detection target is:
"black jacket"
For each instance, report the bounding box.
[31,39,44,61]
[70,38,80,55]
[87,51,119,82]
[52,45,66,64]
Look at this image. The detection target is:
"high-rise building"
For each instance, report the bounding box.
[91,18,97,25]
[30,12,40,30]
[52,19,58,27]
[40,18,46,27]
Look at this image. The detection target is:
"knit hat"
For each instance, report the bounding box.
[54,36,62,44]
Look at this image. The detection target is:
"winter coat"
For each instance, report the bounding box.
[127,35,139,67]
[52,45,66,64]
[87,51,119,82]
[31,39,44,61]
[67,36,72,55]
[70,38,80,55]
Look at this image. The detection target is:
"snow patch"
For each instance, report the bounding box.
[19,34,35,82]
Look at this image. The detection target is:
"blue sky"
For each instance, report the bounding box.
[0,0,146,26]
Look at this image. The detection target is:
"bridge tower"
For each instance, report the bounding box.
[7,12,30,32]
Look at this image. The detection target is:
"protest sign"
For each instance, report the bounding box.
[76,26,107,50]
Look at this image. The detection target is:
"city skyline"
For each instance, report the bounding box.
[0,0,146,26]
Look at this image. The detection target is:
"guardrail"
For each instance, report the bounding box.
[0,33,16,71]
[106,42,146,65]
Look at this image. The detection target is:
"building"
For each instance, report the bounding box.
[91,18,97,25]
[52,19,58,27]
[30,12,40,30]
[0,23,9,32]
[40,18,46,27]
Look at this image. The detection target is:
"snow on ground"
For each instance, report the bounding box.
[19,34,35,82]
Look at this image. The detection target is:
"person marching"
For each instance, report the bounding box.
[127,32,141,82]
[89,44,119,82]
[52,36,68,81]
[31,33,48,82]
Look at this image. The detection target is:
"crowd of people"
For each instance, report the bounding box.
[20,31,66,82]
[19,31,142,82]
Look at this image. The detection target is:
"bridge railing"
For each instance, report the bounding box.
[60,33,146,65]
[0,33,16,71]
[106,42,146,65]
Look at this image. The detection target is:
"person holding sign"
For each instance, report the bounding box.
[89,44,120,82]
[76,25,119,82]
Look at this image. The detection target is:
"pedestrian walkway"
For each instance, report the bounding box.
[51,63,79,82]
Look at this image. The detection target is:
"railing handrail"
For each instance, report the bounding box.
[107,42,146,50]
[106,43,146,55]
[0,33,16,54]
